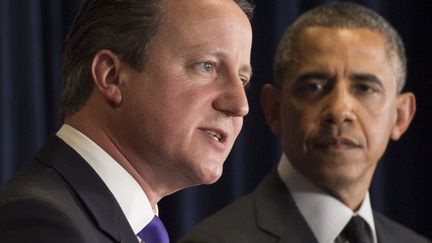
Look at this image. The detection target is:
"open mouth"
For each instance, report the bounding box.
[206,130,223,142]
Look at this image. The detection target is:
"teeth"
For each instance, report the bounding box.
[206,130,222,142]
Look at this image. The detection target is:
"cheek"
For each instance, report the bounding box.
[280,105,314,147]
[360,105,396,155]
[364,99,397,131]
[281,100,319,129]
[157,89,214,139]
[232,117,244,135]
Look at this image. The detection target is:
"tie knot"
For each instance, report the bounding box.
[342,216,371,243]
[137,215,170,243]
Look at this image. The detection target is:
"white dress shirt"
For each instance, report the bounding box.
[57,124,155,242]
[277,154,377,243]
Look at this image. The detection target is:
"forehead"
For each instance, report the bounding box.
[297,27,388,57]
[291,27,397,72]
[147,0,252,68]
[162,0,248,26]
[155,0,251,46]
[282,27,400,89]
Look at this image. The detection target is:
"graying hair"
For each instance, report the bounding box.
[273,2,406,92]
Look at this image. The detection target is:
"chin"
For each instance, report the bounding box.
[314,168,362,190]
[194,162,224,185]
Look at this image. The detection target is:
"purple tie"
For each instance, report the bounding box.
[137,215,169,243]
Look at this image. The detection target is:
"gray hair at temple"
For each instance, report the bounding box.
[59,0,254,122]
[273,2,406,93]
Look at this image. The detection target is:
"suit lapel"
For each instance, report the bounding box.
[34,135,137,243]
[253,168,319,243]
[374,212,404,243]
[375,218,399,243]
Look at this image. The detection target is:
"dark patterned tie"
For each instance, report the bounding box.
[137,215,170,243]
[341,216,372,243]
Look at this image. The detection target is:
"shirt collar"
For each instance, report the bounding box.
[277,154,377,243]
[57,124,154,234]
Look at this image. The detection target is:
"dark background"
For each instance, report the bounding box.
[1,0,431,241]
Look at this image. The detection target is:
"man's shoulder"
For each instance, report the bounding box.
[178,169,302,243]
[0,158,69,200]
[0,192,113,243]
[0,135,95,205]
[0,155,87,220]
[0,144,125,243]
[374,211,431,243]
[0,160,97,242]
[178,193,260,243]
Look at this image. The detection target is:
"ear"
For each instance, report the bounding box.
[261,83,282,135]
[391,92,416,140]
[91,50,123,105]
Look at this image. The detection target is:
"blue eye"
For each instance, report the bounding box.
[201,62,213,72]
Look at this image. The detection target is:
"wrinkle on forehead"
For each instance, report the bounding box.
[289,27,399,92]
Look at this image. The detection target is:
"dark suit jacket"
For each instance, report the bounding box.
[0,135,138,243]
[178,168,431,243]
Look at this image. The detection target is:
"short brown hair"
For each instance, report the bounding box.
[273,2,406,92]
[59,0,254,121]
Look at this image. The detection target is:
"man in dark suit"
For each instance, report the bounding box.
[0,0,254,242]
[179,3,431,243]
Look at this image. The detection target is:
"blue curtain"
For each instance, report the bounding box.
[1,0,431,241]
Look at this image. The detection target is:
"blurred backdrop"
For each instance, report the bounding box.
[1,0,431,241]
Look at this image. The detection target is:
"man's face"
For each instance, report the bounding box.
[115,0,252,190]
[270,27,411,192]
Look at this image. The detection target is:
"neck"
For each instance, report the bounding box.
[320,175,372,211]
[329,186,368,211]
[64,110,163,211]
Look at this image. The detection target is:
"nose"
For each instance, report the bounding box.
[321,84,356,126]
[213,77,249,117]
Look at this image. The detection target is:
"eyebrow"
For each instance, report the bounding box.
[350,73,384,88]
[294,71,332,84]
[294,71,384,84]
[208,49,253,78]
[185,45,253,78]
